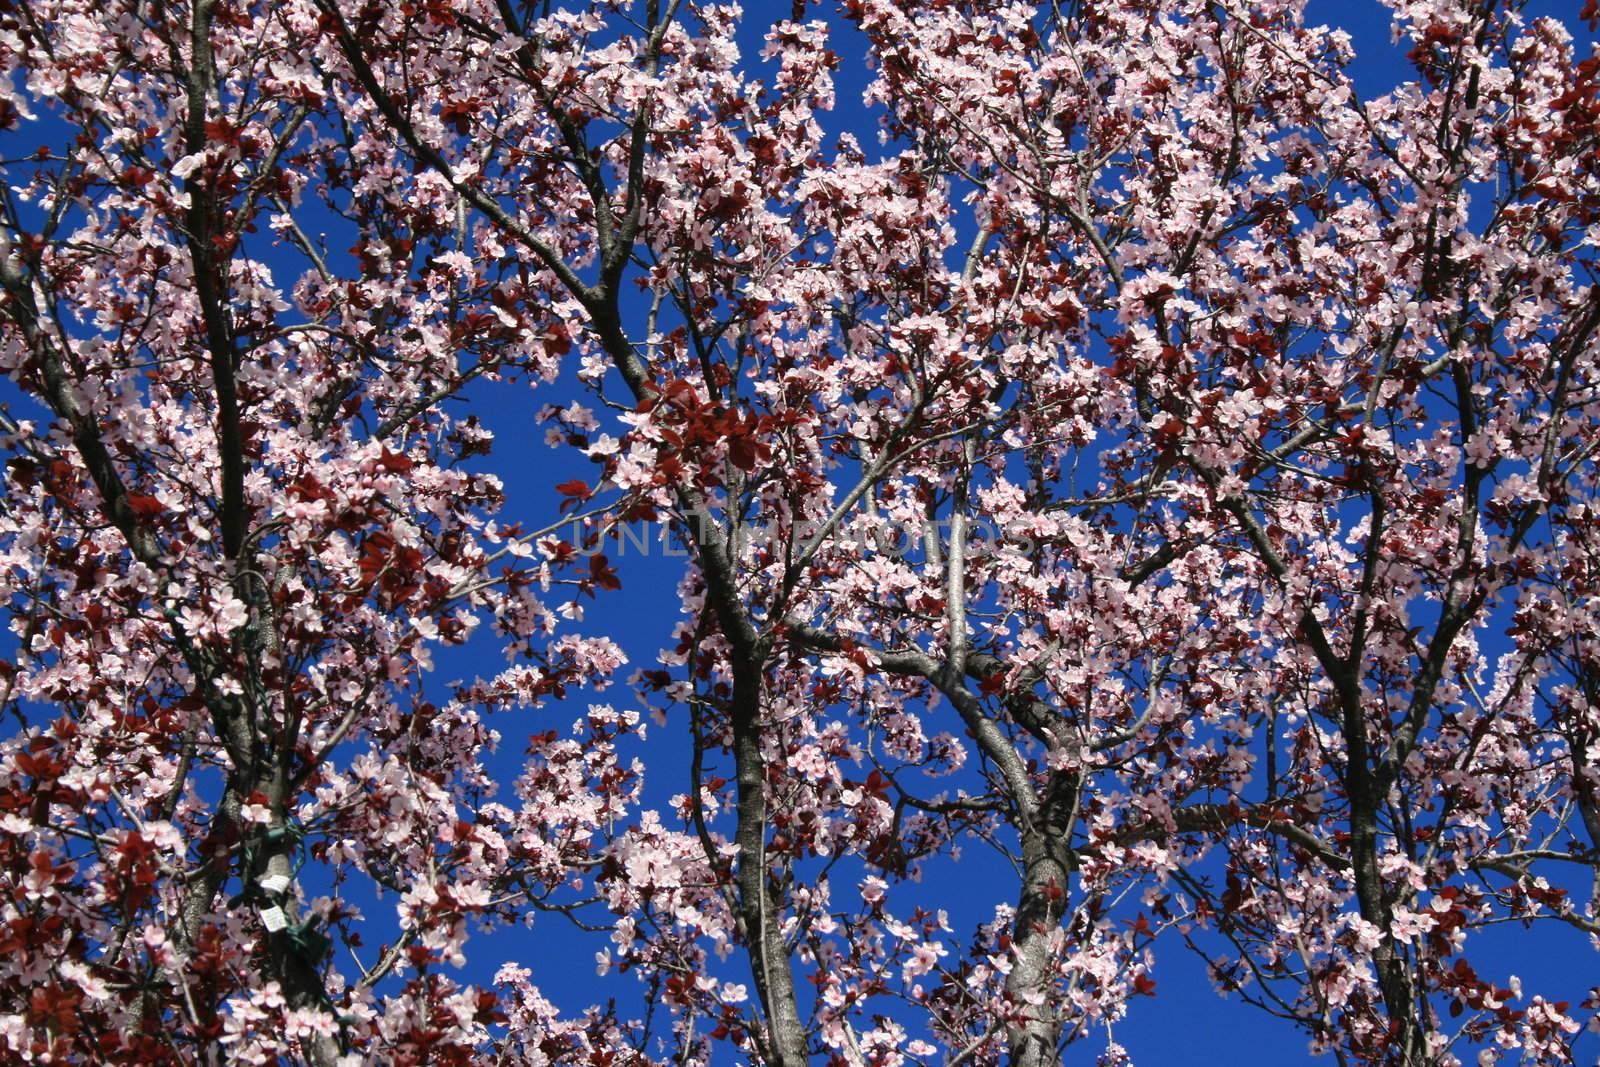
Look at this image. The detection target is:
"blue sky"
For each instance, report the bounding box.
[3,0,1598,1062]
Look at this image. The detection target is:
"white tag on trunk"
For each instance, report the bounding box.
[258,873,291,895]
[260,905,288,932]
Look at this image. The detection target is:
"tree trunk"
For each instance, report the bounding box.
[730,659,808,1066]
[1005,829,1071,1067]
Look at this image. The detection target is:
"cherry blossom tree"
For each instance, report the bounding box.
[1,0,1597,1064]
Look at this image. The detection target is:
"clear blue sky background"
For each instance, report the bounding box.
[2,0,1597,1062]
